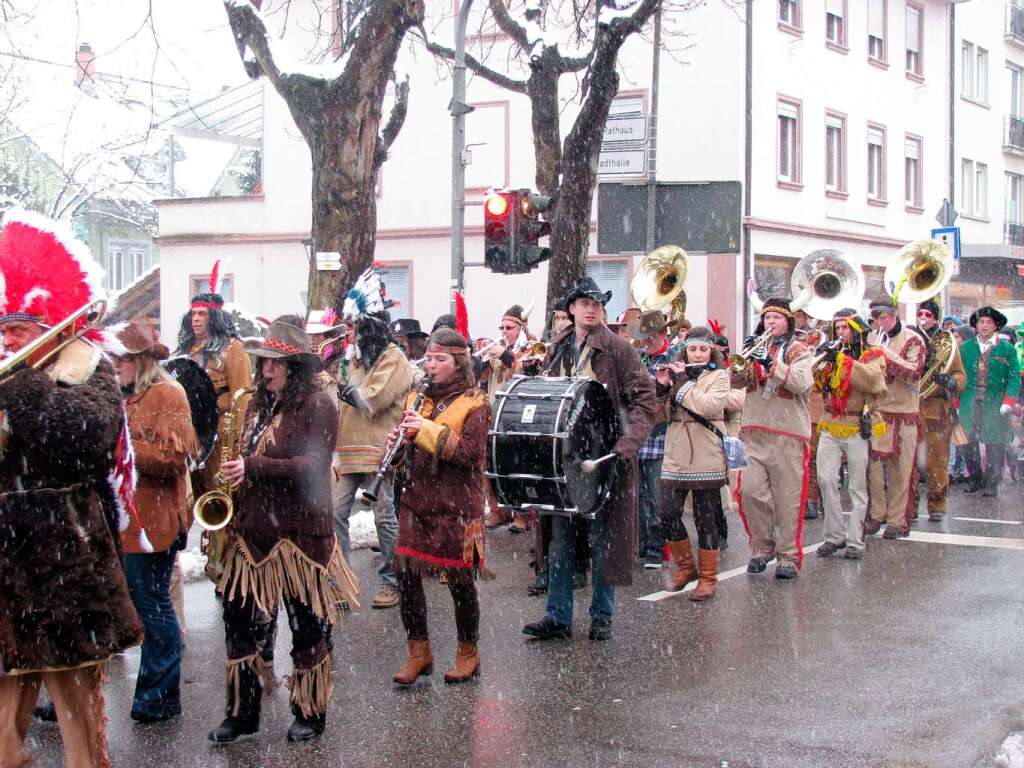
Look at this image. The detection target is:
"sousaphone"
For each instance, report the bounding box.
[631,245,688,336]
[789,249,865,321]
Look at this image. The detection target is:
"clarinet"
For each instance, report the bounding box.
[360,376,432,503]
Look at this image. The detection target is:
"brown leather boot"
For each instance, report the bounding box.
[661,540,698,592]
[689,548,719,602]
[484,507,510,529]
[392,639,433,686]
[443,641,481,684]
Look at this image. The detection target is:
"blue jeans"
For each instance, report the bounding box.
[637,458,664,557]
[333,470,398,588]
[546,513,614,627]
[124,549,182,718]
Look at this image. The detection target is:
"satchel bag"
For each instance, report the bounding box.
[682,404,749,470]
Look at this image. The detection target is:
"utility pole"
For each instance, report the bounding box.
[644,7,662,255]
[449,0,475,314]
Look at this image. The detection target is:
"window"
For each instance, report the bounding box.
[867,125,886,201]
[962,42,989,103]
[777,99,802,186]
[826,0,845,48]
[778,0,800,30]
[961,159,989,218]
[380,264,410,321]
[587,259,629,321]
[105,240,152,291]
[905,5,922,78]
[1006,172,1023,225]
[825,112,846,193]
[868,0,887,62]
[189,275,235,303]
[904,136,922,209]
[1009,63,1023,117]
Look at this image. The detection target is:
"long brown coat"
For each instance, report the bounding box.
[123,380,200,554]
[543,323,656,586]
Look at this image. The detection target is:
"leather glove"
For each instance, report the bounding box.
[750,344,773,367]
[932,373,955,392]
[338,384,358,407]
[1000,403,1013,416]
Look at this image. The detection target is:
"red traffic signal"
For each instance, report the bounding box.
[485,193,509,217]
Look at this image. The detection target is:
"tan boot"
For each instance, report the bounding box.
[443,641,481,684]
[661,540,698,592]
[392,639,433,686]
[484,507,510,529]
[689,548,719,602]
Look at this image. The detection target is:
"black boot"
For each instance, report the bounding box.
[260,613,278,663]
[527,570,548,596]
[573,569,587,590]
[287,712,325,742]
[209,662,261,743]
[964,475,984,494]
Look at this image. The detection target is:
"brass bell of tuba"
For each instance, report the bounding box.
[883,239,954,305]
[631,245,688,336]
[789,249,865,321]
[919,328,957,399]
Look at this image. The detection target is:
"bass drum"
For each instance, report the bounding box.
[163,357,220,470]
[487,376,620,518]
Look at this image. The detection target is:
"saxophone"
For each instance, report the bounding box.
[196,386,254,582]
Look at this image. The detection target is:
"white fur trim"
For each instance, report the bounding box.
[20,287,51,310]
[48,339,101,386]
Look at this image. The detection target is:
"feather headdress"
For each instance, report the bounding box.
[342,267,391,321]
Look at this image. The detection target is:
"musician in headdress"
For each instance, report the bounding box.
[0,211,144,768]
[173,262,253,493]
[732,297,813,580]
[912,298,965,518]
[864,297,926,538]
[958,306,1020,497]
[522,276,655,641]
[334,269,413,610]
[814,310,887,560]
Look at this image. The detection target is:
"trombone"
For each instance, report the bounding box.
[0,299,107,380]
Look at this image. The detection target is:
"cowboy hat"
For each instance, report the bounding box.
[627,309,668,341]
[116,319,170,360]
[244,320,321,366]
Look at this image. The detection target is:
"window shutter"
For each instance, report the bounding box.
[778,101,799,120]
[906,8,920,53]
[904,139,920,160]
[868,0,885,37]
[826,0,843,16]
[868,127,884,146]
[380,265,410,321]
[586,260,629,321]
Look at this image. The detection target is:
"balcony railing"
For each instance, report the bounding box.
[1008,3,1024,44]
[1006,221,1024,247]
[1006,115,1024,152]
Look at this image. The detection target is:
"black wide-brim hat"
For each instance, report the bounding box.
[969,306,1008,330]
[564,276,612,317]
[391,318,428,339]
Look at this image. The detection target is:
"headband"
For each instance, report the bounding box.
[428,342,469,356]
[191,301,221,310]
[0,312,47,326]
[501,315,523,325]
[761,306,793,319]
[682,336,714,347]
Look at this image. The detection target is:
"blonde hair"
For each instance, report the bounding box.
[130,352,173,394]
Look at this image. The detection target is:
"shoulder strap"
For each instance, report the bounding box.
[680,403,726,441]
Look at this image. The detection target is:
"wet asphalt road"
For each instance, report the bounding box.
[19,479,1024,768]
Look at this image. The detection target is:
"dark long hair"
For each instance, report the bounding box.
[354,314,393,368]
[174,302,237,363]
[252,358,317,416]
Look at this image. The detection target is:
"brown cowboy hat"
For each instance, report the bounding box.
[244,319,321,367]
[116,319,169,360]
[627,309,668,341]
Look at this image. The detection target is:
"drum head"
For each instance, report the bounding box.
[163,357,219,466]
[561,380,619,516]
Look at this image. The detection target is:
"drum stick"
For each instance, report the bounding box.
[581,453,617,474]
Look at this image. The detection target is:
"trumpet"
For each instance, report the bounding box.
[729,331,773,373]
[0,299,106,380]
[521,341,548,358]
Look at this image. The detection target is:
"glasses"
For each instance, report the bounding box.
[916,310,934,317]
[498,325,519,331]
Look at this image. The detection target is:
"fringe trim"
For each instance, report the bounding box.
[219,538,360,623]
[817,420,887,439]
[225,653,268,718]
[287,654,332,719]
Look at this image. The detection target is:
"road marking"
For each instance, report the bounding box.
[901,531,1024,550]
[953,516,1022,525]
[638,542,823,602]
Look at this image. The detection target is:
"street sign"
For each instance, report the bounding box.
[931,226,960,277]
[597,149,647,176]
[935,199,959,228]
[602,115,648,145]
[315,251,341,271]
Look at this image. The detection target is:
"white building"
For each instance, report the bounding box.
[156,0,1010,348]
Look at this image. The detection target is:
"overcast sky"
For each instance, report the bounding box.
[2,0,246,97]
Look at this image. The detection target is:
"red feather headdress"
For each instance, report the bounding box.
[454,290,469,341]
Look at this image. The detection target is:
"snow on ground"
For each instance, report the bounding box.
[996,733,1024,768]
[178,510,380,583]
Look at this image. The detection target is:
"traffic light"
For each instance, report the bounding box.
[516,190,553,268]
[484,190,515,273]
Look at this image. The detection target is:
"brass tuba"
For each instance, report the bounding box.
[920,329,956,399]
[196,386,255,581]
[631,245,688,337]
[883,239,954,305]
[789,249,865,321]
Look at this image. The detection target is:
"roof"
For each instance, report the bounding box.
[106,264,161,325]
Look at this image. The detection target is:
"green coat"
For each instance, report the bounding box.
[958,338,1021,444]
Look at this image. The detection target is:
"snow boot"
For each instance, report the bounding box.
[393,639,433,687]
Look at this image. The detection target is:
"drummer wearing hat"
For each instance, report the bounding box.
[391,318,429,366]
[958,306,1020,496]
[522,276,655,642]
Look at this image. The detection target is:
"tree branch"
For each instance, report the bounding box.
[488,0,531,50]
[374,75,410,169]
[420,32,528,94]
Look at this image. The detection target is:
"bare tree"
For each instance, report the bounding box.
[224,0,425,312]
[425,0,679,314]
